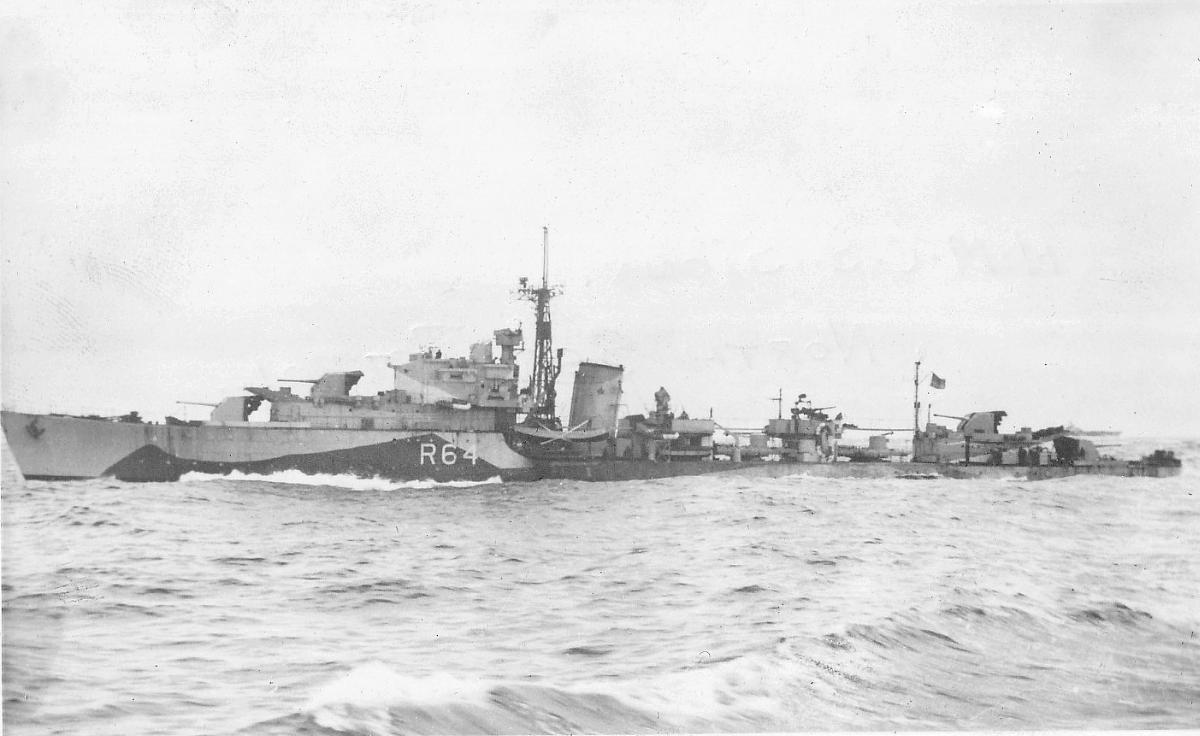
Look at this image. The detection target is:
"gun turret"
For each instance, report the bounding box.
[178,396,263,422]
[279,372,364,402]
[797,405,835,421]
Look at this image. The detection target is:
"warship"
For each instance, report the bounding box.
[1,231,1182,484]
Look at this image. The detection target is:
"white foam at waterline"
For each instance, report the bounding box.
[304,662,496,711]
[177,469,502,491]
[1,432,25,489]
[778,473,855,483]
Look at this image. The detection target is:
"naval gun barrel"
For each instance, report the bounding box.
[277,378,319,384]
[934,413,966,421]
[177,401,218,407]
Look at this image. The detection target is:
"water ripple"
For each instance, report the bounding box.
[3,439,1198,734]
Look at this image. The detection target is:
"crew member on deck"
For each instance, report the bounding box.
[654,387,671,414]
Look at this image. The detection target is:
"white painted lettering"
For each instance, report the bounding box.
[441,445,458,465]
[463,447,477,465]
[419,443,437,465]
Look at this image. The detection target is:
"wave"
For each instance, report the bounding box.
[285,654,850,734]
[190,590,1200,735]
[289,662,668,735]
[177,469,503,491]
[305,663,496,712]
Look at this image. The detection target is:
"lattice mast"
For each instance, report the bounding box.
[519,227,563,421]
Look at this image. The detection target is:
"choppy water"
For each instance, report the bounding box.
[3,437,1199,734]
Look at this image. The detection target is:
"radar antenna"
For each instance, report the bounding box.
[518,227,563,421]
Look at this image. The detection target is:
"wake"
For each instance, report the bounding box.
[178,468,503,491]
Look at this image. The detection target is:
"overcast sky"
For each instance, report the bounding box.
[3,1,1198,436]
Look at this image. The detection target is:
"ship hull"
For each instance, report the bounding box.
[533,458,1180,482]
[2,411,1179,484]
[1,411,533,483]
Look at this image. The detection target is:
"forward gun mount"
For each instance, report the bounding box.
[278,372,365,402]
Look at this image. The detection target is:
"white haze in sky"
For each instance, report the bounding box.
[3,1,1198,435]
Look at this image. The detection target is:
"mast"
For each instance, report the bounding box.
[519,227,563,421]
[913,360,921,433]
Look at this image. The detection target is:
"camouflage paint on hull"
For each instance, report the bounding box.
[1,411,532,483]
[100,435,521,483]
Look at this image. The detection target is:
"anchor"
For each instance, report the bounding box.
[26,417,45,439]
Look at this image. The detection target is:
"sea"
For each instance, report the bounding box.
[3,436,1198,735]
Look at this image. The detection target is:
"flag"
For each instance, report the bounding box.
[930,373,946,389]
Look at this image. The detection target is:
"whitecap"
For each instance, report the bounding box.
[177,469,503,491]
[304,662,495,710]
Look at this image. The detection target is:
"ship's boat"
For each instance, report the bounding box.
[509,423,610,444]
[507,421,611,460]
